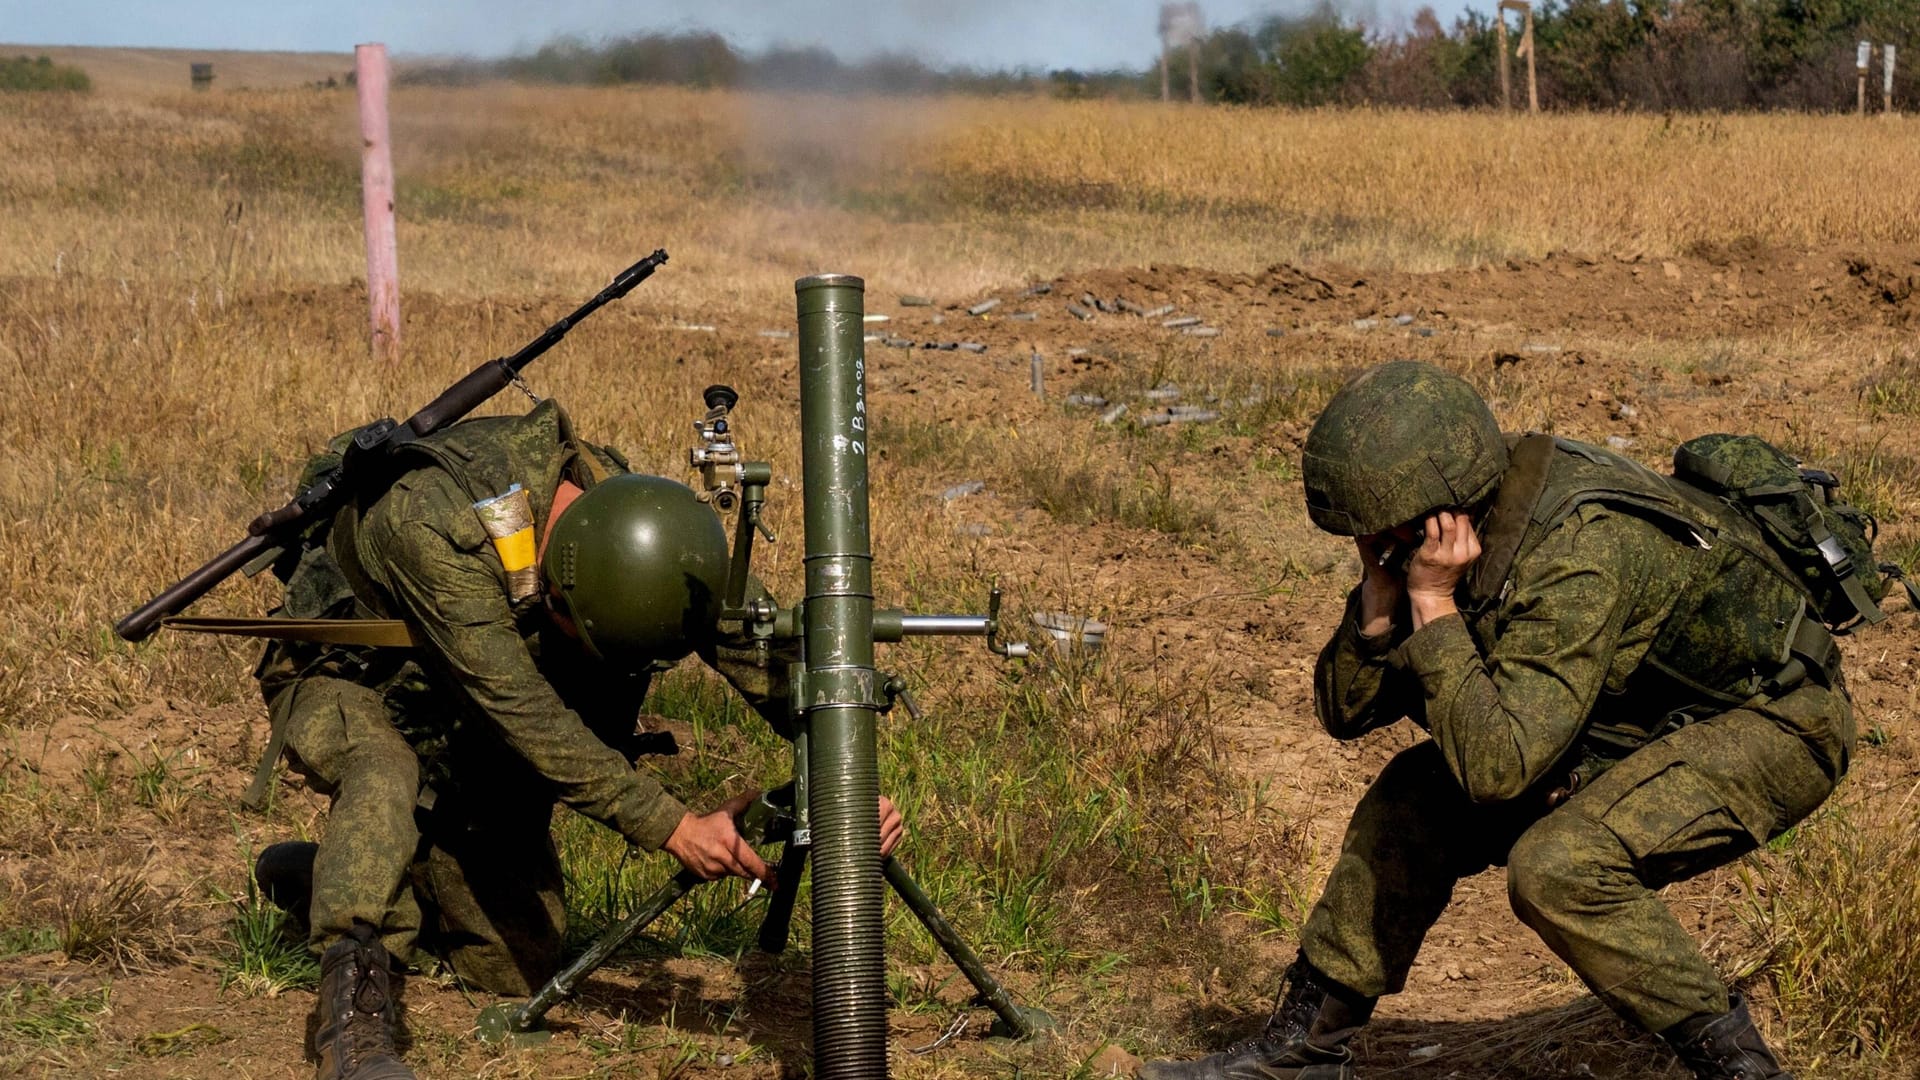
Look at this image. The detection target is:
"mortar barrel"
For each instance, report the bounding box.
[795,272,889,1079]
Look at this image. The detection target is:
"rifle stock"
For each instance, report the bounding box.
[114,534,275,642]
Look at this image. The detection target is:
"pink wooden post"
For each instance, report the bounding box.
[356,43,400,359]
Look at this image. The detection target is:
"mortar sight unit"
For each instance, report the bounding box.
[476,274,1051,1075]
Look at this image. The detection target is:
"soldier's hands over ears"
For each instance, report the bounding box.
[664,792,773,885]
[1353,535,1404,639]
[1407,510,1481,629]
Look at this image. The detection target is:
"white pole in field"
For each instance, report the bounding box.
[356,43,400,360]
[1884,44,1896,114]
[1857,40,1871,116]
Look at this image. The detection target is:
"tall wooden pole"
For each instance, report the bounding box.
[1498,1,1534,113]
[356,43,400,361]
[1496,15,1512,110]
[1160,44,1170,101]
[1523,7,1539,113]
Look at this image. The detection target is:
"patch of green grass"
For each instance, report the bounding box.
[1859,352,1920,417]
[194,128,357,206]
[217,871,318,996]
[75,745,117,802]
[54,867,180,972]
[1743,798,1920,1066]
[0,56,89,93]
[0,925,60,958]
[1783,428,1920,529]
[396,176,530,225]
[127,743,193,823]
[0,982,110,1070]
[878,652,1259,976]
[1879,535,1920,577]
[887,967,959,1015]
[1015,447,1217,536]
[556,665,792,959]
[1231,878,1315,939]
[1834,444,1920,527]
[872,415,990,472]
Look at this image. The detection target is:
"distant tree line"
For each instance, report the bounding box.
[0,55,91,93]
[406,1,1917,111]
[1197,0,1917,109]
[403,32,1048,96]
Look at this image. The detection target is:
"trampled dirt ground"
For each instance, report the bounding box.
[9,242,1920,1078]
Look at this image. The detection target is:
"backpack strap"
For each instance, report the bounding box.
[1762,602,1841,696]
[1800,490,1886,627]
[1465,433,1556,611]
[163,615,419,647]
[1882,563,1920,614]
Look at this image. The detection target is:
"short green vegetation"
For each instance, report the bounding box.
[0,56,90,93]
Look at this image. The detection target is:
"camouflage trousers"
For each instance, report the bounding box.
[1299,680,1850,1034]
[274,675,568,996]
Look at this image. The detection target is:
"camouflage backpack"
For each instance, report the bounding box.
[1672,434,1918,631]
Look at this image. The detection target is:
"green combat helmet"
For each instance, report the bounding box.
[1302,361,1507,536]
[541,474,730,668]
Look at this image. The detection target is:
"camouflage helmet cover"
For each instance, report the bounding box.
[1302,361,1508,536]
[540,473,730,668]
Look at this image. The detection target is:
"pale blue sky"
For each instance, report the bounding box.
[1,0,1477,72]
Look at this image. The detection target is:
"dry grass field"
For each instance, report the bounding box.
[3,47,1919,1079]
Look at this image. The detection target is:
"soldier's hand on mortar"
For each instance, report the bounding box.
[1407,509,1481,630]
[879,795,905,858]
[664,792,774,885]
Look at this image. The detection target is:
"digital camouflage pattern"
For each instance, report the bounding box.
[1306,434,1852,1035]
[1302,361,1509,537]
[258,401,793,993]
[1674,432,1896,628]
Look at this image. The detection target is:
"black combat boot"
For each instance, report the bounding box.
[1136,955,1375,1080]
[312,922,415,1080]
[1663,993,1795,1080]
[256,841,319,929]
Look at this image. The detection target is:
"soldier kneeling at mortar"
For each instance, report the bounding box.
[247,399,904,1080]
[1141,362,1855,1080]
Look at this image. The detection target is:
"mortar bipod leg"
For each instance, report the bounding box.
[756,841,809,955]
[478,867,704,1043]
[881,856,1055,1040]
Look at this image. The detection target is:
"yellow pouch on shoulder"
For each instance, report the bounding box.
[472,484,540,601]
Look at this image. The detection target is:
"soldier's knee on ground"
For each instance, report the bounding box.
[416,824,566,997]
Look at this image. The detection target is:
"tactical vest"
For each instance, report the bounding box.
[1464,434,1839,754]
[299,401,622,619]
[245,401,626,806]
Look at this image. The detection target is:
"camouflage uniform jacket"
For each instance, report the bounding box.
[258,400,788,851]
[1316,433,1851,810]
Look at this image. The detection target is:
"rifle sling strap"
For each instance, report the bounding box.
[161,616,420,648]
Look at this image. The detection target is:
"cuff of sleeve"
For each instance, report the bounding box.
[1398,613,1474,687]
[1340,588,1398,659]
[618,787,691,852]
[1347,619,1397,659]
